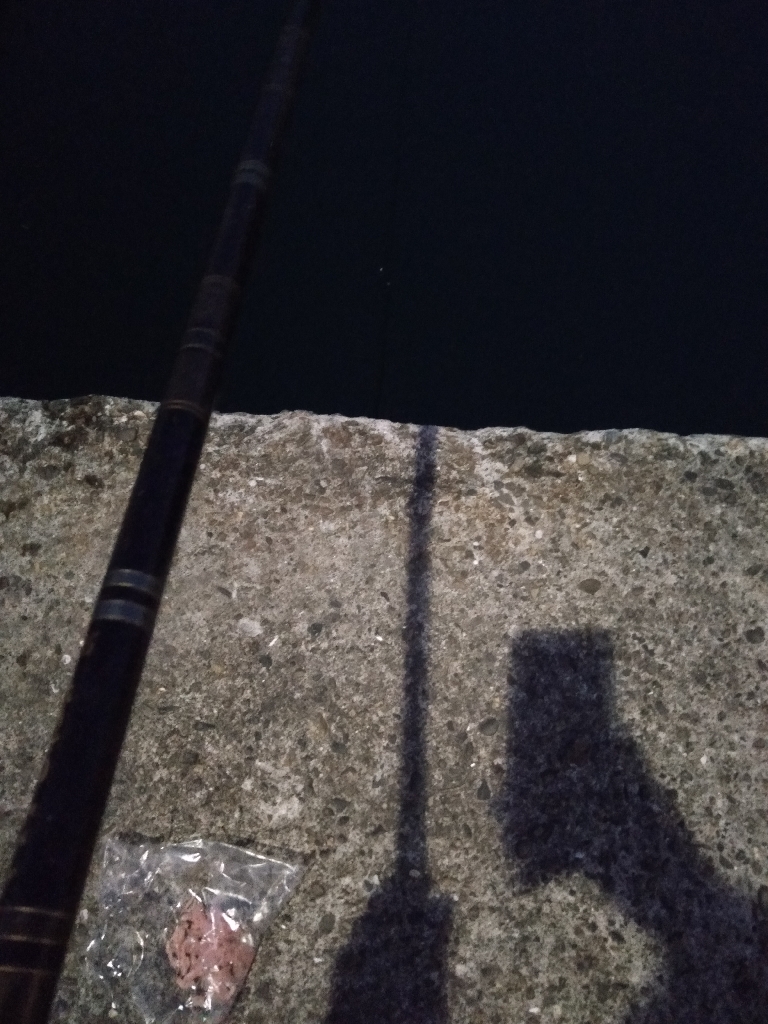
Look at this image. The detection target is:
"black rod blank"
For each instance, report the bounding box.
[0,2,317,1020]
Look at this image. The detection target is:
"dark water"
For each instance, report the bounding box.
[1,0,766,435]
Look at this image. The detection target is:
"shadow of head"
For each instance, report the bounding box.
[324,873,453,1024]
[496,628,768,1023]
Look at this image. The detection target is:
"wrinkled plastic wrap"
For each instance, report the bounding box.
[85,837,302,1023]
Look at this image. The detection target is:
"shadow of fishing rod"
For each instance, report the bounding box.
[324,424,453,1024]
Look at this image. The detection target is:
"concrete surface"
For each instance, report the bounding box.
[1,395,768,1023]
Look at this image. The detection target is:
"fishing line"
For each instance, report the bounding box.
[372,0,416,420]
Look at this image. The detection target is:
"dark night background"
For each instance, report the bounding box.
[1,0,765,435]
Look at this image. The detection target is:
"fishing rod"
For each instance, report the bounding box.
[0,2,318,1019]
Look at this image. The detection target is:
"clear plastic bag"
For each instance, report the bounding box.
[85,837,302,1024]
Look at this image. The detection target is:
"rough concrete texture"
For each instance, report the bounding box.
[2,395,768,1023]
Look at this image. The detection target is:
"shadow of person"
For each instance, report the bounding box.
[496,628,768,1023]
[324,425,453,1024]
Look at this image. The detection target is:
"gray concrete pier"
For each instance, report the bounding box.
[1,396,767,1022]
